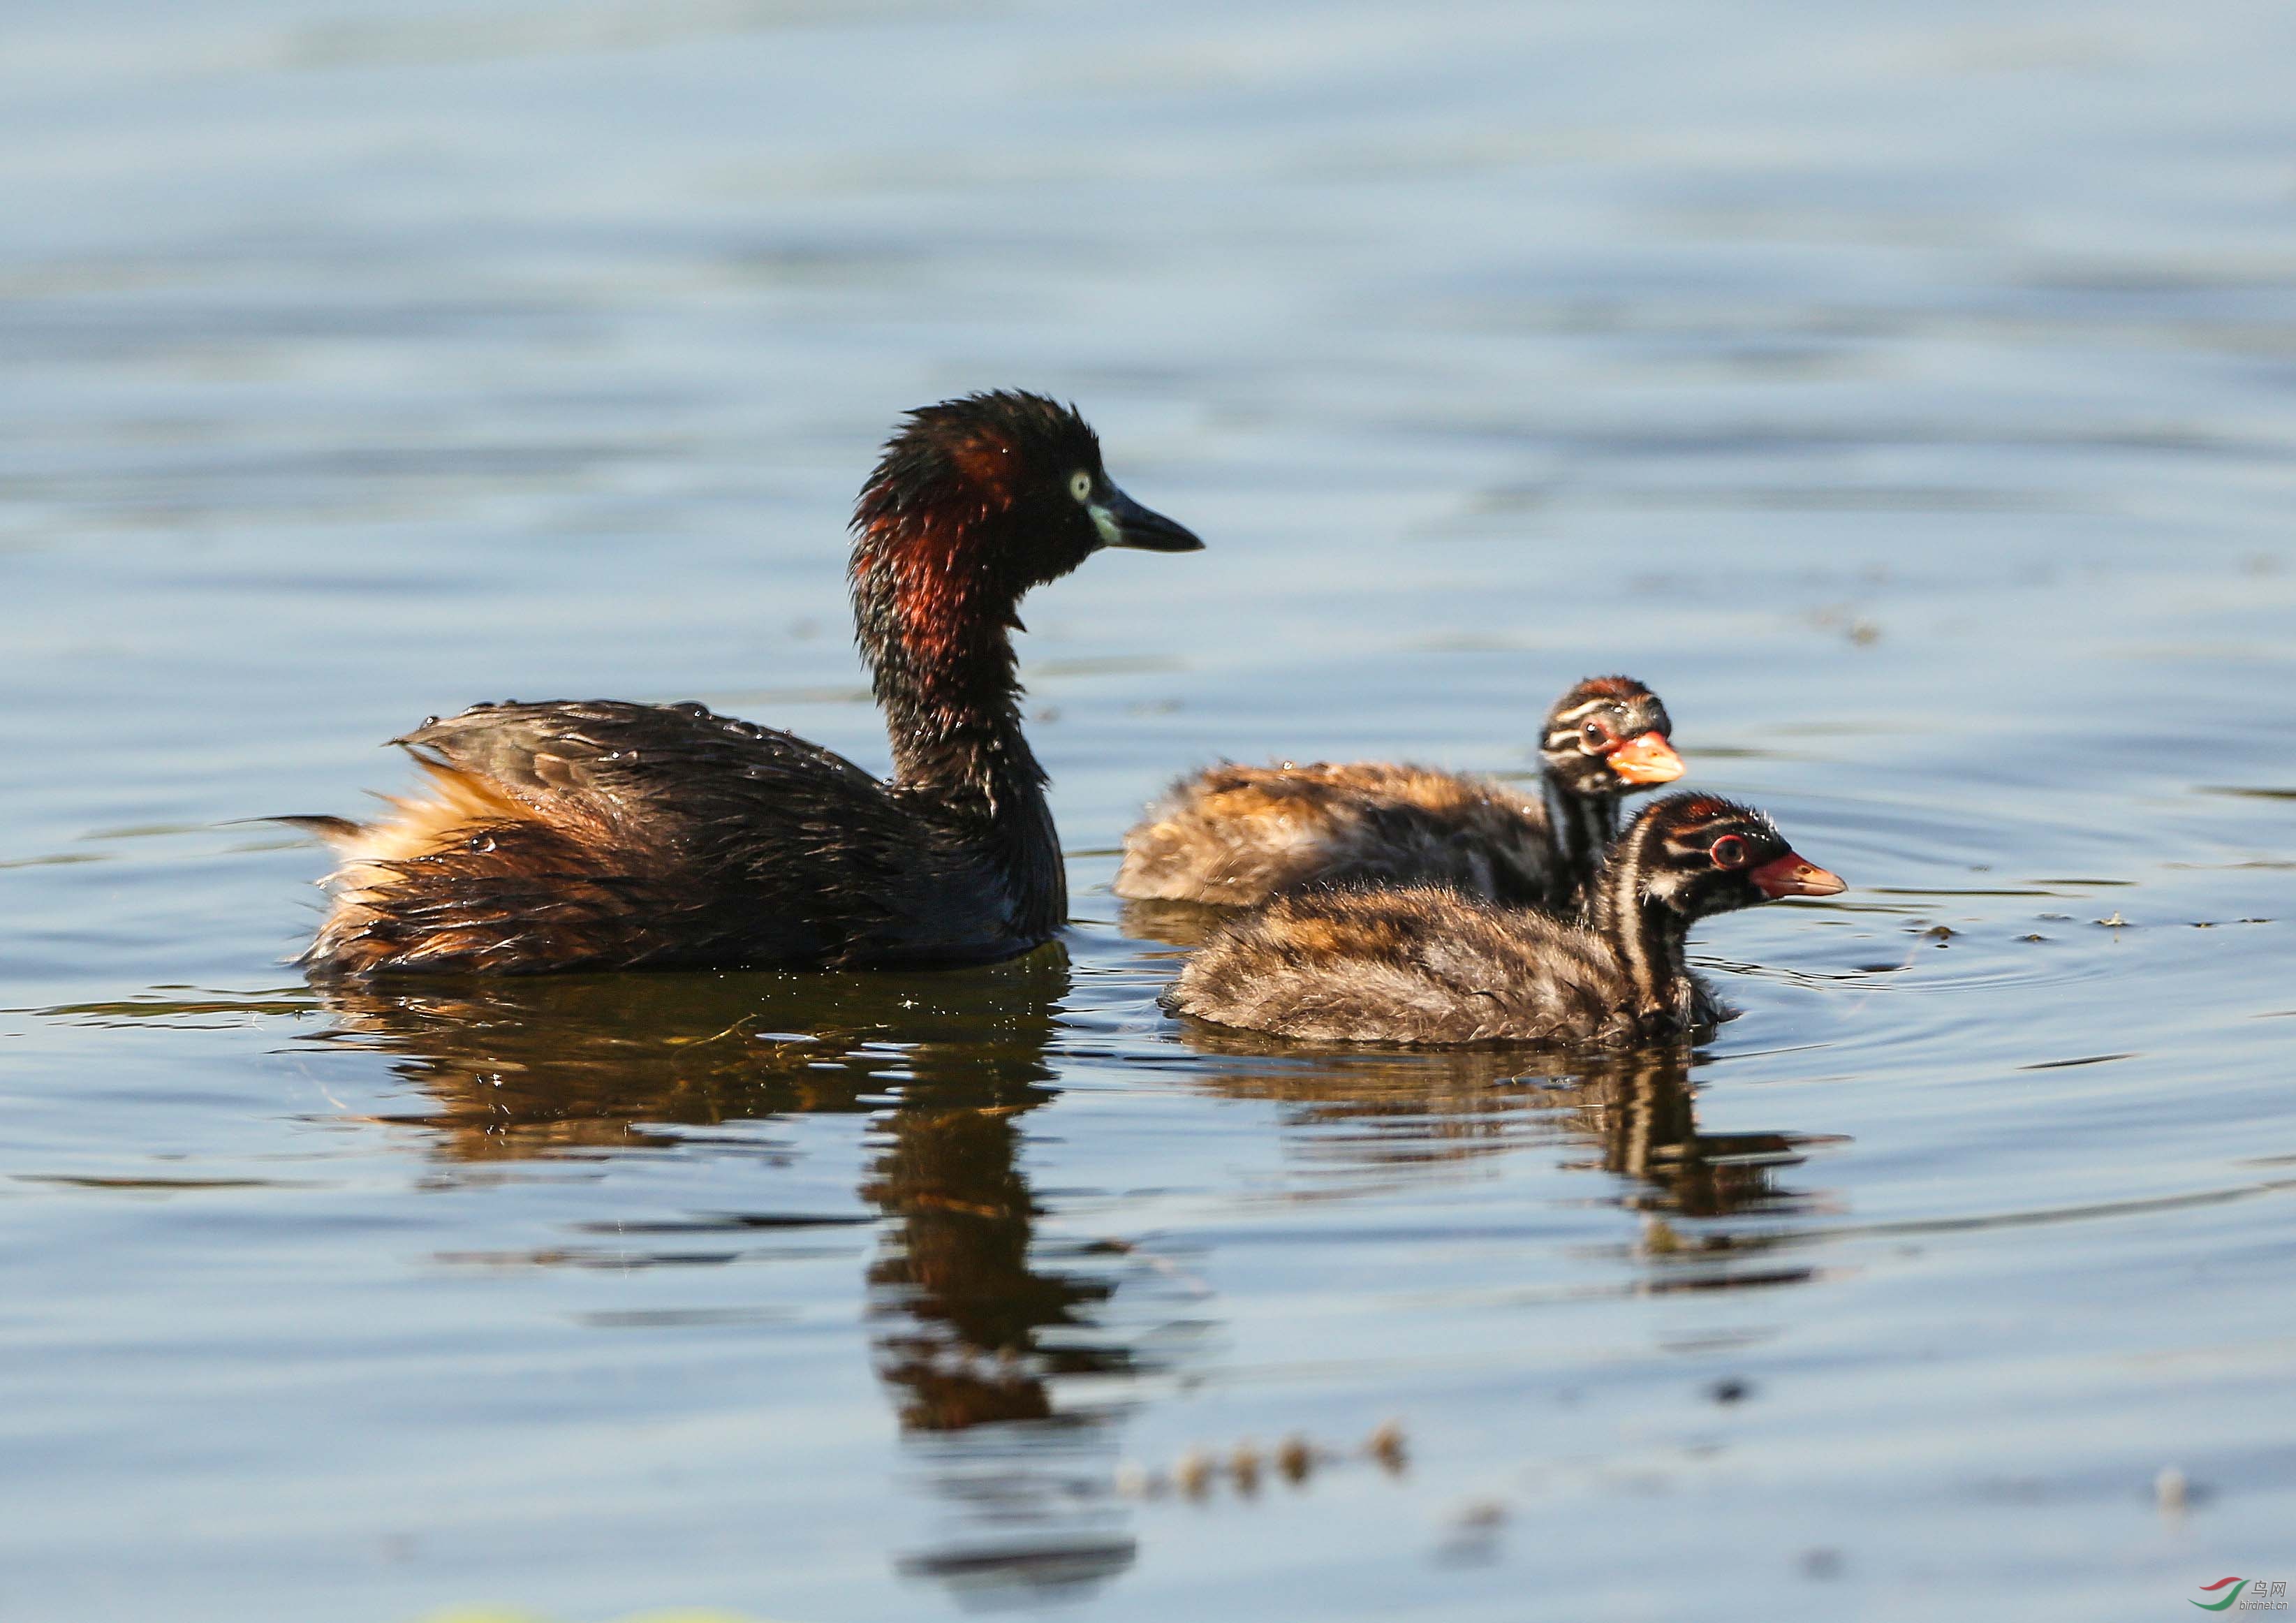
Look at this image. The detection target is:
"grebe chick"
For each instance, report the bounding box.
[295,391,1202,976]
[1160,793,1843,1048]
[1114,675,1682,914]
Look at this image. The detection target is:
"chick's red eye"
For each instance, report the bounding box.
[1582,719,1612,747]
[1710,835,1749,869]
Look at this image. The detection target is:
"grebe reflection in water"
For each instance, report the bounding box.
[307,952,1162,1596]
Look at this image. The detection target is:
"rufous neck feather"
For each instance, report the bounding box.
[848,497,1045,807]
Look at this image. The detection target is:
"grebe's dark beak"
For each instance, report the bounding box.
[1605,730,1685,786]
[1091,485,1205,552]
[1748,851,1846,899]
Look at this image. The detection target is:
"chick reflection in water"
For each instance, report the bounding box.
[1177,1027,1832,1234]
[310,947,1147,1594]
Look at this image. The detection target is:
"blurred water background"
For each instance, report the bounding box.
[3,1,2295,1618]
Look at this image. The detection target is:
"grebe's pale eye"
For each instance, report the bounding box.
[1068,469,1093,504]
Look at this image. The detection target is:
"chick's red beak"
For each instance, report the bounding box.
[1748,851,1847,899]
[1606,731,1686,786]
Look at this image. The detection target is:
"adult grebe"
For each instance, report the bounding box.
[295,391,1202,976]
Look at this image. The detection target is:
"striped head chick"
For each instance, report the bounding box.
[1583,792,1844,1031]
[1158,791,1846,1048]
[1592,792,1844,939]
[1540,675,1684,800]
[1538,675,1685,896]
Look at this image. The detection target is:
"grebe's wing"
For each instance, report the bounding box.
[303,698,996,974]
[392,699,893,849]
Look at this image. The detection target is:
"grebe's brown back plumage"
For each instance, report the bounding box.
[297,391,1202,977]
[1161,793,1844,1048]
[1112,675,1683,913]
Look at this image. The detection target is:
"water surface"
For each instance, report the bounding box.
[3,1,2295,1618]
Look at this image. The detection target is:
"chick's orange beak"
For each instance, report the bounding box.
[1606,730,1686,786]
[1748,851,1847,899]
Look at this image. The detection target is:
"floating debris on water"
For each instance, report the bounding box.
[1367,1419,1409,1476]
[1117,1424,1402,1504]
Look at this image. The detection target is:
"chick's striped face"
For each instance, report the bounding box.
[1640,795,1846,915]
[1656,798,1783,869]
[1540,677,1683,795]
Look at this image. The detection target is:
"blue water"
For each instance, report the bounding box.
[3,1,2294,1618]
